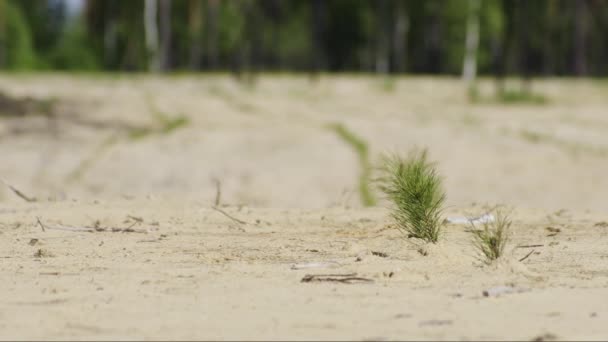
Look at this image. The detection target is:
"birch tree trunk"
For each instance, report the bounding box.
[462,0,481,88]
[144,0,160,72]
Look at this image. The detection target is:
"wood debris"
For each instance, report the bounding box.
[301,273,373,284]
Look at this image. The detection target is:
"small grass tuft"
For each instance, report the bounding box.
[378,149,446,243]
[470,209,511,263]
[468,86,548,105]
[379,76,396,93]
[497,89,547,105]
[129,110,190,140]
[328,123,376,207]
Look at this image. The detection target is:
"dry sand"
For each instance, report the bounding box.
[1,75,608,340]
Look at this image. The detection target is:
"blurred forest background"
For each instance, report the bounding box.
[0,0,606,78]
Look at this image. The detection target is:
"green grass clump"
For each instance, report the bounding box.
[471,209,511,263]
[329,123,376,207]
[468,85,548,105]
[497,89,547,105]
[378,149,446,243]
[378,76,396,93]
[129,110,190,140]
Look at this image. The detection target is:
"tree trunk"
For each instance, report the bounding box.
[573,0,587,76]
[240,0,257,85]
[189,0,203,70]
[103,1,118,69]
[159,0,171,72]
[495,0,515,95]
[426,1,442,73]
[144,0,160,72]
[375,0,390,74]
[392,1,409,73]
[206,0,219,69]
[542,0,557,75]
[462,0,481,88]
[310,0,325,78]
[0,3,5,68]
[518,0,532,93]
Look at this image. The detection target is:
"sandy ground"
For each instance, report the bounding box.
[1,75,608,340]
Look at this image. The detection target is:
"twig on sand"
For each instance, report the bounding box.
[1,178,36,202]
[516,244,543,248]
[291,261,341,270]
[211,206,248,225]
[301,273,374,284]
[482,285,529,297]
[518,249,536,262]
[35,217,148,234]
[36,217,46,232]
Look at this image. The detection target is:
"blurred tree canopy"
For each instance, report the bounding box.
[0,0,606,76]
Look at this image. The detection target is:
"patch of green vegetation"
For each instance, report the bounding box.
[467,84,480,103]
[129,95,190,140]
[379,76,396,93]
[470,209,511,263]
[378,149,446,243]
[128,110,190,140]
[520,130,543,144]
[497,89,547,105]
[468,86,548,105]
[66,134,119,182]
[328,123,376,207]
[519,129,608,157]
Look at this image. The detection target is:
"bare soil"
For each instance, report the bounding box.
[1,75,607,340]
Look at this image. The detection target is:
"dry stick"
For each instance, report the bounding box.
[519,249,536,262]
[36,217,147,234]
[301,273,374,284]
[213,178,222,206]
[36,217,46,232]
[1,178,36,202]
[39,222,92,232]
[211,206,248,225]
[517,244,544,248]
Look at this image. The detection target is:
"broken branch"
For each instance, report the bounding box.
[518,249,536,262]
[1,178,36,202]
[211,206,248,225]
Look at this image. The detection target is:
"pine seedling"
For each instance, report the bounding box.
[378,149,446,243]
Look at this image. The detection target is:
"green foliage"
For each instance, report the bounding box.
[518,129,608,157]
[378,149,446,243]
[276,7,312,69]
[468,86,548,105]
[441,0,468,73]
[47,20,100,70]
[129,110,190,140]
[378,76,396,92]
[328,123,376,207]
[0,0,605,76]
[497,89,548,105]
[471,209,511,263]
[219,1,247,55]
[1,1,37,69]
